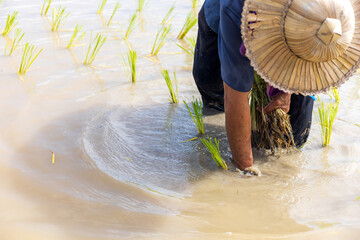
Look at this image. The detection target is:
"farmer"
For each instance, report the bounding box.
[193,0,316,174]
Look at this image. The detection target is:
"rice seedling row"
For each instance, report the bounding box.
[18,42,43,74]
[67,24,85,49]
[97,0,107,14]
[177,36,196,57]
[107,2,120,26]
[41,0,52,16]
[177,12,197,39]
[2,11,18,36]
[184,98,204,134]
[200,136,228,170]
[5,28,24,56]
[161,69,178,103]
[84,33,107,65]
[122,49,137,83]
[151,24,171,55]
[51,6,70,31]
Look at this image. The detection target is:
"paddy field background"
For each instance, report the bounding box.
[0,0,360,239]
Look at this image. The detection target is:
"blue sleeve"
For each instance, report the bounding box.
[218,2,254,92]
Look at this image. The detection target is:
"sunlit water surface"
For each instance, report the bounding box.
[0,0,360,239]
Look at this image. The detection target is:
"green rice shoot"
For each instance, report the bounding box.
[329,88,340,102]
[151,24,171,55]
[2,11,18,36]
[315,96,339,147]
[18,42,43,74]
[177,12,197,39]
[107,2,120,26]
[184,98,204,134]
[161,69,178,103]
[200,136,228,170]
[122,49,137,83]
[5,28,24,56]
[250,72,295,152]
[176,36,196,57]
[51,6,70,31]
[192,0,198,9]
[84,33,107,65]
[67,24,85,49]
[137,0,147,12]
[161,3,175,26]
[41,0,52,16]
[124,12,138,40]
[97,0,107,14]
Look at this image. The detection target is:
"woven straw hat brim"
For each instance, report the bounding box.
[241,0,360,95]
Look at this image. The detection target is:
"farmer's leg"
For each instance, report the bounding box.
[193,5,224,111]
[288,95,315,148]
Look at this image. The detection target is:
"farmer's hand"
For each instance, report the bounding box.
[262,92,292,114]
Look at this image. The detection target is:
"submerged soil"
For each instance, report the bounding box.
[0,0,360,239]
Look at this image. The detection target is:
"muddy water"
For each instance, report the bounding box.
[0,0,360,239]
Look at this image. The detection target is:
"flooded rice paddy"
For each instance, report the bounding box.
[0,0,360,239]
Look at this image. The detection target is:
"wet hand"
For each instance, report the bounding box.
[259,92,292,114]
[236,166,262,176]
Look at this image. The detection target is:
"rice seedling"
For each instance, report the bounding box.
[151,24,171,55]
[51,6,70,31]
[250,72,295,152]
[51,151,55,164]
[200,136,228,170]
[137,0,147,12]
[184,98,204,134]
[161,69,178,103]
[124,12,138,40]
[161,3,175,26]
[2,11,18,36]
[177,12,197,39]
[67,24,85,49]
[329,87,340,102]
[41,0,52,16]
[97,0,107,14]
[84,33,107,65]
[121,49,137,83]
[5,28,24,56]
[18,42,43,74]
[315,97,339,147]
[192,0,198,9]
[177,36,196,57]
[107,2,120,26]
[356,124,360,128]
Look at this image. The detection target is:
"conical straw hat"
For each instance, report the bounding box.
[241,0,360,95]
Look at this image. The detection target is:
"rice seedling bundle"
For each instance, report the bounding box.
[177,12,197,39]
[107,2,120,26]
[161,3,175,26]
[177,36,196,57]
[5,28,24,56]
[41,0,52,16]
[51,6,69,31]
[122,50,137,83]
[200,136,228,170]
[124,12,138,40]
[151,24,171,55]
[184,98,204,134]
[192,0,198,9]
[97,0,107,14]
[67,24,85,49]
[250,73,295,152]
[315,97,339,147]
[161,69,178,103]
[84,33,107,65]
[137,0,147,12]
[18,42,43,74]
[2,11,18,36]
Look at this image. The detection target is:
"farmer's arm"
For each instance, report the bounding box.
[224,83,253,170]
[218,3,255,170]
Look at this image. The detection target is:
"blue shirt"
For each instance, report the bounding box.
[204,0,254,92]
